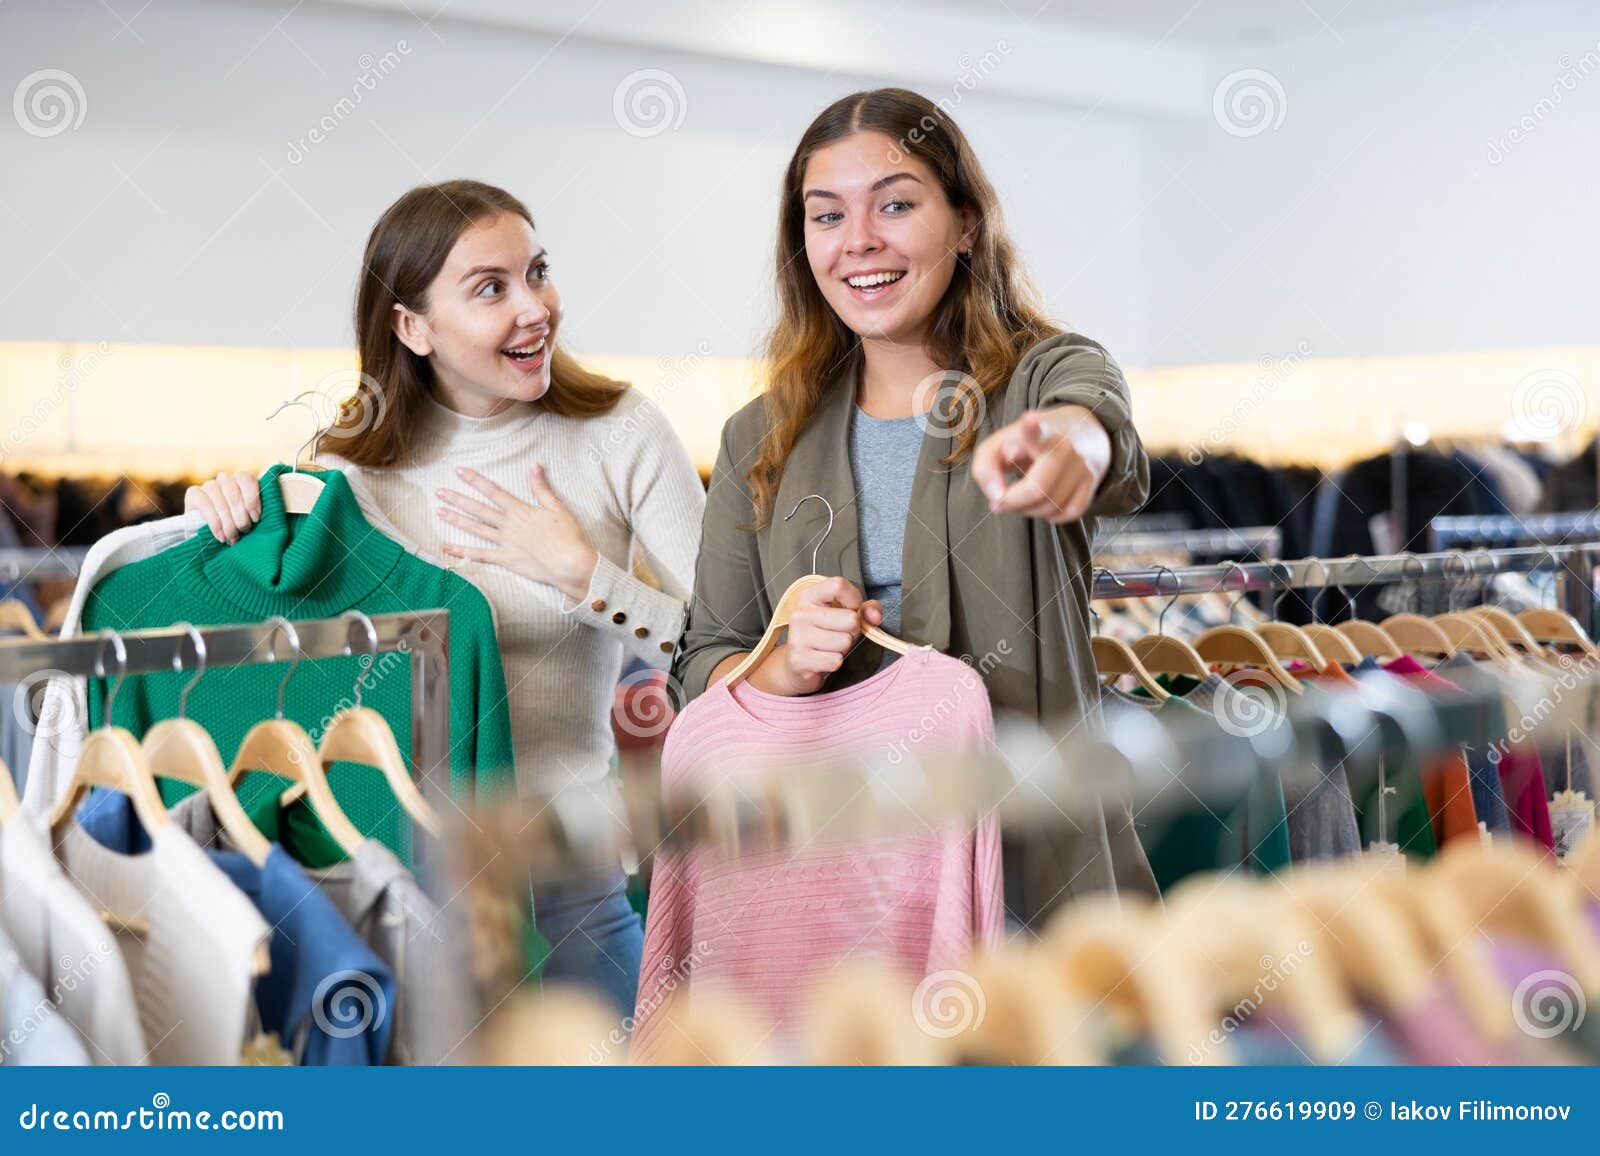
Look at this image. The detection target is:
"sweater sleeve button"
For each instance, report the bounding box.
[659,640,675,654]
[634,626,649,639]
[611,611,627,625]
[590,598,607,612]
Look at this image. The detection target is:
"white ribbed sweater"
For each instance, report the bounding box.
[321,387,705,798]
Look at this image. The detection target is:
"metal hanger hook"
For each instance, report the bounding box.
[263,615,302,720]
[171,622,207,720]
[1304,557,1331,624]
[1270,561,1297,620]
[95,630,128,722]
[1338,554,1369,622]
[342,610,380,710]
[266,389,331,473]
[785,493,835,575]
[1398,552,1426,613]
[1444,551,1473,613]
[1218,560,1252,625]
[1153,564,1182,634]
[1543,546,1563,609]
[1089,567,1130,633]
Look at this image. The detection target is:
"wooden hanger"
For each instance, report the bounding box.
[1427,839,1600,995]
[1090,570,1168,700]
[1514,550,1597,655]
[1381,613,1457,657]
[1042,893,1223,1065]
[0,599,46,640]
[1285,861,1432,1018]
[139,624,271,867]
[0,756,17,823]
[1435,611,1516,663]
[234,618,365,858]
[1307,557,1401,660]
[1127,565,1213,681]
[802,964,948,1065]
[315,611,441,838]
[1193,626,1304,691]
[1164,873,1367,1062]
[1304,624,1362,666]
[266,392,331,515]
[48,633,171,840]
[723,495,915,689]
[1294,558,1362,667]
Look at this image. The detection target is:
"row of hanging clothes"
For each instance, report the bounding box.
[0,612,472,1067]
[452,555,1600,1062]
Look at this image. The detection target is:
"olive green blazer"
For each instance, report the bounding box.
[674,332,1156,922]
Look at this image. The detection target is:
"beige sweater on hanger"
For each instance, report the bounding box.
[321,388,706,802]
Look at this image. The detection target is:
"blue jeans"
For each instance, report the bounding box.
[531,867,643,1018]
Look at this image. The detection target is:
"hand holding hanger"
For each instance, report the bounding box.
[745,575,885,697]
[185,470,262,544]
[970,406,1110,523]
[436,465,599,601]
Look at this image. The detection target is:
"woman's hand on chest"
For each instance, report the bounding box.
[969,404,1111,524]
[434,465,599,601]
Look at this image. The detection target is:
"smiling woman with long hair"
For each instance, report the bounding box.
[187,180,707,1014]
[674,88,1156,928]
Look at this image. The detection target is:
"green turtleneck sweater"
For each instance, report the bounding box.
[81,464,516,863]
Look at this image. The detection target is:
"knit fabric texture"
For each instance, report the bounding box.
[79,463,515,862]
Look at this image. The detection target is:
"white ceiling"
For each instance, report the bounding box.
[924,0,1521,46]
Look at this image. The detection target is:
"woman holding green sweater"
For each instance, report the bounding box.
[187,180,707,1016]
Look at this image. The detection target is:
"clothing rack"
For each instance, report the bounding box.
[1088,542,1600,623]
[0,546,90,584]
[1,611,453,803]
[471,640,1592,880]
[1092,525,1282,560]
[1429,511,1600,550]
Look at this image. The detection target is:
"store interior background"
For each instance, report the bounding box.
[3,0,1598,479]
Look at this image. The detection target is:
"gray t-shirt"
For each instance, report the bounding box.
[848,406,924,639]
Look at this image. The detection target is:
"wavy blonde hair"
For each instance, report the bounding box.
[748,88,1059,525]
[323,180,625,468]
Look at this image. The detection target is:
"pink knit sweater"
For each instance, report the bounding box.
[632,648,1004,1061]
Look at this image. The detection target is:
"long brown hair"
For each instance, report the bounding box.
[747,88,1058,525]
[322,179,625,467]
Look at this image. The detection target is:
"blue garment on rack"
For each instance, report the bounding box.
[76,791,395,1066]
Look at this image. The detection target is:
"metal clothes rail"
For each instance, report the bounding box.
[0,611,452,803]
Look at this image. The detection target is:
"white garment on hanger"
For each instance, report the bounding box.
[0,811,147,1064]
[54,814,269,1065]
[21,511,200,814]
